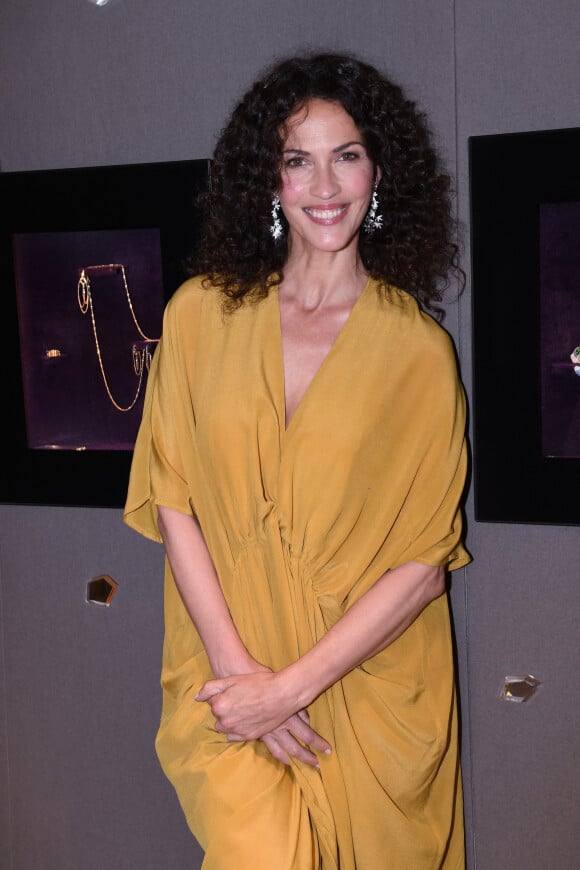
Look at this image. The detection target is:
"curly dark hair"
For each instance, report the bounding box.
[194,51,462,313]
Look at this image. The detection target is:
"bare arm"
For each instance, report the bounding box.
[290,560,446,705]
[156,505,331,765]
[157,505,254,679]
[198,560,445,740]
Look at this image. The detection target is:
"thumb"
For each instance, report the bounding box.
[195,679,228,702]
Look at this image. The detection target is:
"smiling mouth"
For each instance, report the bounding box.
[304,205,349,222]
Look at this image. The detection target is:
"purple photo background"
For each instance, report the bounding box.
[539,202,580,458]
[13,228,164,451]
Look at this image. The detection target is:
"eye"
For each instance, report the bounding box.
[284,155,307,168]
[337,151,360,161]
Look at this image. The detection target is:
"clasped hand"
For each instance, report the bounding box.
[195,671,331,767]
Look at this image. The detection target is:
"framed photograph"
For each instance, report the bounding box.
[1,158,210,508]
[469,126,580,525]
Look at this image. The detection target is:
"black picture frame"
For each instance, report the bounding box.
[469,126,580,525]
[1,158,210,508]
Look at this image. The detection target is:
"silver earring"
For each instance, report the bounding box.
[364,185,383,234]
[270,195,284,241]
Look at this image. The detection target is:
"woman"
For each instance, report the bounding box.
[124,51,471,869]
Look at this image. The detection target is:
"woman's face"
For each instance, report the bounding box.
[278,99,379,256]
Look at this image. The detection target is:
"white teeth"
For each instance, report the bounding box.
[305,206,346,219]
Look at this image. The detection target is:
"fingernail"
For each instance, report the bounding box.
[324,748,332,755]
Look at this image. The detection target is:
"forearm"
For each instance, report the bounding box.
[160,505,332,763]
[284,561,446,709]
[157,505,256,678]
[196,560,446,742]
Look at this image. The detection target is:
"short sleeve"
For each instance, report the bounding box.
[391,326,471,573]
[123,281,202,542]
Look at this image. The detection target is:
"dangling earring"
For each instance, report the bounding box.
[364,184,383,234]
[270,195,284,241]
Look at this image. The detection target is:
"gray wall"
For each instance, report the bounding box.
[455,4,580,868]
[1,2,578,868]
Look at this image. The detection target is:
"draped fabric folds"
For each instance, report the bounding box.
[124,276,471,869]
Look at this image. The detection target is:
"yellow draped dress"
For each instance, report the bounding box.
[124,275,471,869]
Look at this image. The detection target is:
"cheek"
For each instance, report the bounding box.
[279,175,304,207]
[352,169,375,197]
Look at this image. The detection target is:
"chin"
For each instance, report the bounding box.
[297,225,362,253]
[313,232,360,253]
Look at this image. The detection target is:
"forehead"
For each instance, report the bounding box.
[282,99,362,147]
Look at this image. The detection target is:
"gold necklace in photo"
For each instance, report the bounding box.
[77,264,160,412]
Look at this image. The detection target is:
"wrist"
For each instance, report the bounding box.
[279,659,316,711]
[207,637,261,679]
[209,644,265,679]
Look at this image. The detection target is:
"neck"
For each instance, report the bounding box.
[280,245,368,310]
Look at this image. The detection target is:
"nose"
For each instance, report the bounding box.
[309,162,340,199]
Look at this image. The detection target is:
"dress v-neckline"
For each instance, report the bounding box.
[274,276,373,434]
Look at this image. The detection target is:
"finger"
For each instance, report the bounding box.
[261,733,291,766]
[269,728,320,767]
[195,680,228,701]
[297,709,310,724]
[285,714,332,755]
[213,718,245,742]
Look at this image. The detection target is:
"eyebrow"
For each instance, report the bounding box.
[282,140,366,155]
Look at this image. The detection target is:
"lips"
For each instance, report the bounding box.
[303,205,349,223]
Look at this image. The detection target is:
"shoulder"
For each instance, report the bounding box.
[165,275,221,317]
[376,283,457,360]
[162,275,224,339]
[375,283,462,394]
